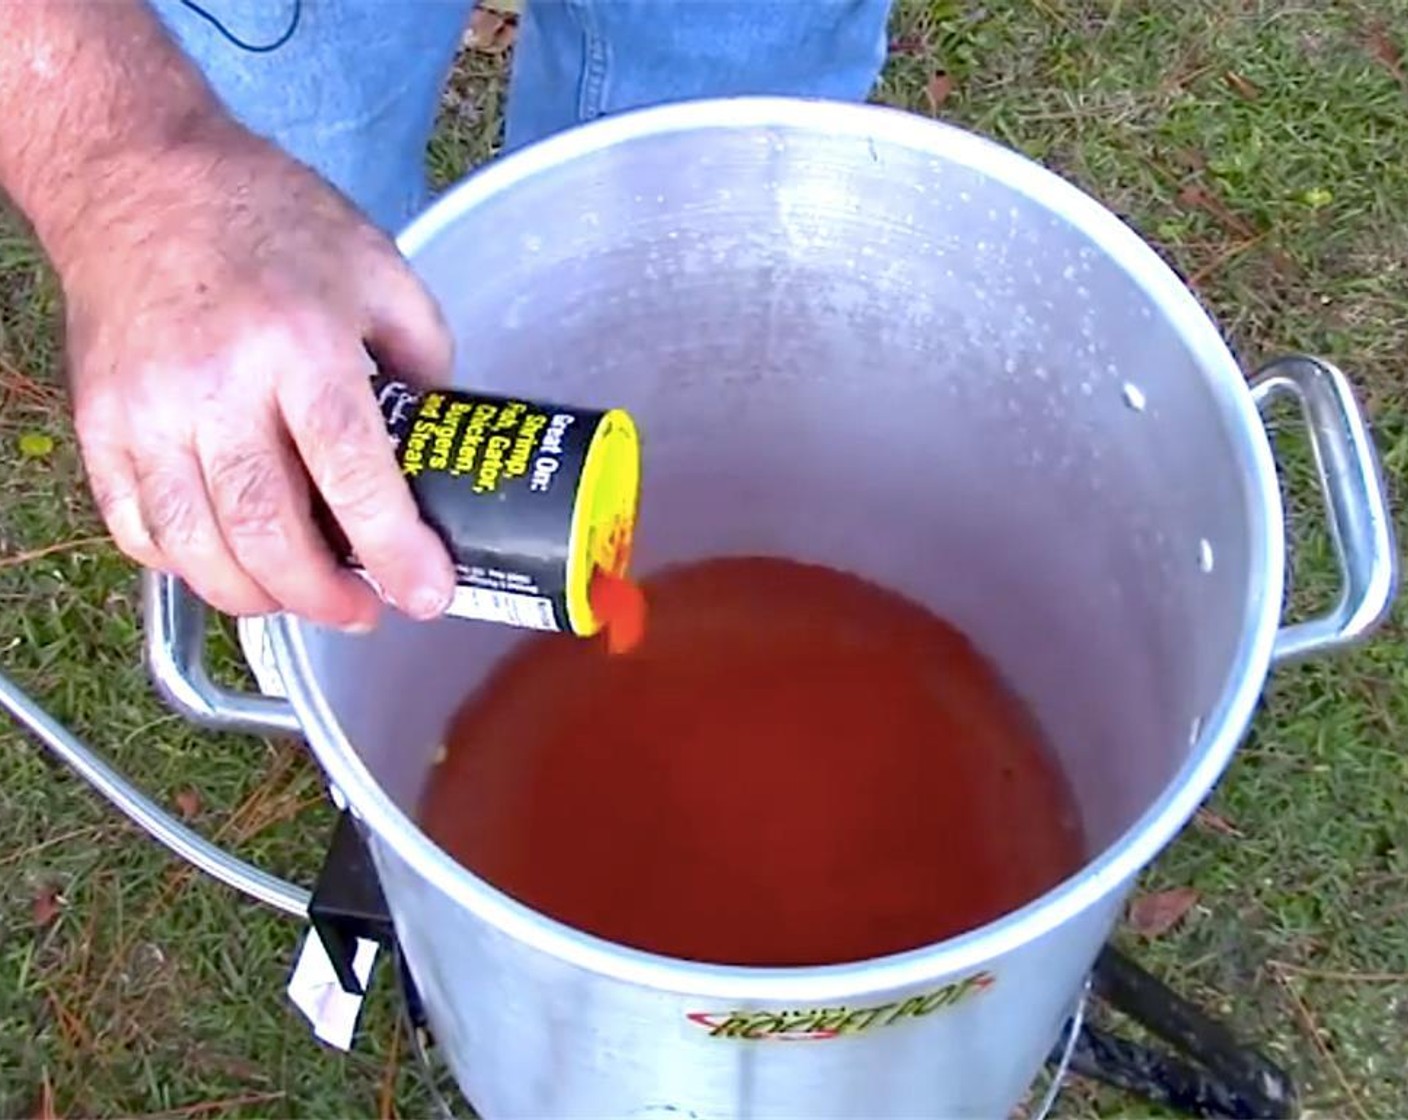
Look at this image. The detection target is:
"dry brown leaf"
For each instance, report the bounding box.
[1170,148,1208,174]
[925,72,954,114]
[174,787,202,822]
[1177,182,1210,208]
[464,8,517,54]
[1223,70,1261,100]
[1366,22,1405,85]
[1127,887,1200,938]
[32,885,61,929]
[1194,806,1244,838]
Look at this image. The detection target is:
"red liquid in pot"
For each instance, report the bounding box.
[419,556,1085,966]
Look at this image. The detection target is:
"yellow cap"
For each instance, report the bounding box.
[565,408,641,636]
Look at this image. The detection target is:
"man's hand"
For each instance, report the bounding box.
[60,128,456,629]
[0,2,455,630]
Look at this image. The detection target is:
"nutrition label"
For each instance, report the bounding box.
[447,586,561,632]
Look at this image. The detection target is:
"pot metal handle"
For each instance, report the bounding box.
[1251,355,1398,665]
[143,569,301,737]
[0,663,310,917]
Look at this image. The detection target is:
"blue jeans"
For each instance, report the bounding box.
[150,0,894,233]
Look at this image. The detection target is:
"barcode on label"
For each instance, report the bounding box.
[448,586,560,632]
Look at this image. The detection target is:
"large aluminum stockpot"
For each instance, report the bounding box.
[2,98,1395,1118]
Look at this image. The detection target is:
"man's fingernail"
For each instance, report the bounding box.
[408,584,451,620]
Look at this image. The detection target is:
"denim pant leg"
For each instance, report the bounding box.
[149,1,895,214]
[147,0,474,233]
[505,0,896,150]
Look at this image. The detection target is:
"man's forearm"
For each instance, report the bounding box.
[0,0,232,270]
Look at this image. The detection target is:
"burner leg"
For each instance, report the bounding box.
[308,811,476,1116]
[1048,945,1297,1119]
[308,812,396,995]
[1023,980,1090,1120]
[394,942,476,1120]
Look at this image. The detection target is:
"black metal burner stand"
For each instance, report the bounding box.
[1062,948,1296,1118]
[308,812,1297,1119]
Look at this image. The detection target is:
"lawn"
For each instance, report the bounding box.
[3,1,1408,1116]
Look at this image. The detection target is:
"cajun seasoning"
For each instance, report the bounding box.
[588,569,648,654]
[345,375,642,644]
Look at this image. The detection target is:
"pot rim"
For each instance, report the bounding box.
[270,96,1284,1003]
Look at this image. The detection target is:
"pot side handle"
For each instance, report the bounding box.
[1251,355,1398,665]
[143,569,302,738]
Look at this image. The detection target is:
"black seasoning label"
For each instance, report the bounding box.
[367,376,601,633]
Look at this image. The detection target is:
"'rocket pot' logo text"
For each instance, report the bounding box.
[686,970,996,1042]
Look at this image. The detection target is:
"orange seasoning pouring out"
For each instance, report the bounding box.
[589,567,648,654]
[585,518,647,655]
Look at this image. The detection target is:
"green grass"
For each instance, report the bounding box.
[2,1,1407,1116]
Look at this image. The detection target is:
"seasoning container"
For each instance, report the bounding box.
[334,375,641,639]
